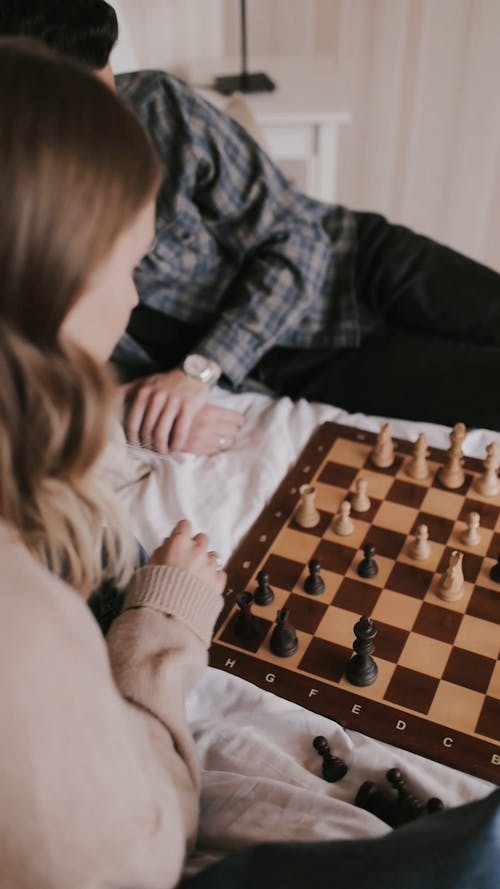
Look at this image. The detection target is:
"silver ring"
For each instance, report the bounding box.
[218,437,227,448]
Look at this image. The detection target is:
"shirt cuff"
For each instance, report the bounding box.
[124,565,223,648]
[196,319,270,387]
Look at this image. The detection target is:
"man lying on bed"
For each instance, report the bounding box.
[5,0,499,456]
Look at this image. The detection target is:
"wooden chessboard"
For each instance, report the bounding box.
[209,422,500,784]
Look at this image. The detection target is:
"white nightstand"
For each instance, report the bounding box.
[189,56,351,203]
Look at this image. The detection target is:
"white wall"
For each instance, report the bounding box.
[112,0,500,271]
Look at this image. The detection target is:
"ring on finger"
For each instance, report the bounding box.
[218,436,227,448]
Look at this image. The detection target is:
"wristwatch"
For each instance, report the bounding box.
[182,353,221,387]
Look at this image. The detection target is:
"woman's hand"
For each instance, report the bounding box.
[149,519,226,595]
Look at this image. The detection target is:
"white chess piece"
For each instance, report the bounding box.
[333,500,354,536]
[409,524,431,561]
[474,443,500,497]
[460,511,481,547]
[295,484,320,528]
[406,433,430,481]
[371,422,394,469]
[438,423,466,489]
[437,550,464,601]
[351,478,371,512]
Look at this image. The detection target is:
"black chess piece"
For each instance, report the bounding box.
[387,768,425,824]
[270,607,298,657]
[357,542,378,579]
[304,559,325,596]
[254,570,275,605]
[233,591,262,639]
[345,615,378,686]
[355,780,398,827]
[489,551,500,584]
[313,736,348,782]
[355,768,444,828]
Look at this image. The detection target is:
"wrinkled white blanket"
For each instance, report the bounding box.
[120,389,498,873]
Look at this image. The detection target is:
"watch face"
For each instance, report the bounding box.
[184,354,214,383]
[185,354,209,377]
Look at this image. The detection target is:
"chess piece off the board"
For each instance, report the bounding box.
[254,570,274,605]
[406,433,430,481]
[474,442,499,497]
[371,422,394,468]
[303,559,325,595]
[437,550,464,601]
[409,524,430,561]
[356,768,444,828]
[357,542,378,578]
[438,422,466,489]
[351,477,370,512]
[460,511,481,547]
[313,736,348,783]
[270,607,298,657]
[345,616,378,686]
[295,484,320,528]
[332,500,354,536]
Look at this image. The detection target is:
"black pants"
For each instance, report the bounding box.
[181,789,500,889]
[256,213,500,429]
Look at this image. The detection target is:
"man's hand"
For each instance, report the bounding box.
[123,369,210,453]
[149,519,226,595]
[122,370,244,455]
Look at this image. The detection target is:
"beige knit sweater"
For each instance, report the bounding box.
[0,524,223,889]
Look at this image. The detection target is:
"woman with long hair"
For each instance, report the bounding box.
[0,38,225,888]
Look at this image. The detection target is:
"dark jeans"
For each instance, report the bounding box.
[256,213,500,429]
[181,789,500,889]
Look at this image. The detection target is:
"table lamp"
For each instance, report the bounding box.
[214,0,275,95]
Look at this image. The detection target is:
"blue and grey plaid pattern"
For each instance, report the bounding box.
[116,71,360,386]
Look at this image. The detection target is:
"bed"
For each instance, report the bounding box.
[118,388,498,875]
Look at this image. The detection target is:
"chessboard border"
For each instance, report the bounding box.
[209,422,500,785]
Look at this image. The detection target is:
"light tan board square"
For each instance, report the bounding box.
[454,614,500,659]
[398,634,452,678]
[428,682,485,735]
[374,501,418,534]
[327,437,371,468]
[371,590,422,630]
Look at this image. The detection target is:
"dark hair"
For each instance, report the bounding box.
[0,1,118,69]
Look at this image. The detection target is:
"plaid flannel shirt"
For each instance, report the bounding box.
[116,70,360,387]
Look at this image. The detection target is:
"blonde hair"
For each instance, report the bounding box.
[0,39,162,596]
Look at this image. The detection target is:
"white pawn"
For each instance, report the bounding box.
[474,443,500,498]
[295,484,320,528]
[371,422,394,469]
[409,524,430,561]
[437,550,464,602]
[461,511,481,547]
[333,500,354,536]
[406,433,430,481]
[351,478,371,513]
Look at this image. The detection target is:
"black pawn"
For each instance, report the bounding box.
[357,542,378,579]
[254,570,275,605]
[270,607,298,657]
[313,736,348,782]
[387,768,425,824]
[233,591,262,639]
[489,552,500,584]
[304,559,325,596]
[345,615,378,686]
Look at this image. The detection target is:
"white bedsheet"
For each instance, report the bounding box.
[119,389,498,873]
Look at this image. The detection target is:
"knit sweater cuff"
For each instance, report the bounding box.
[124,565,223,648]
